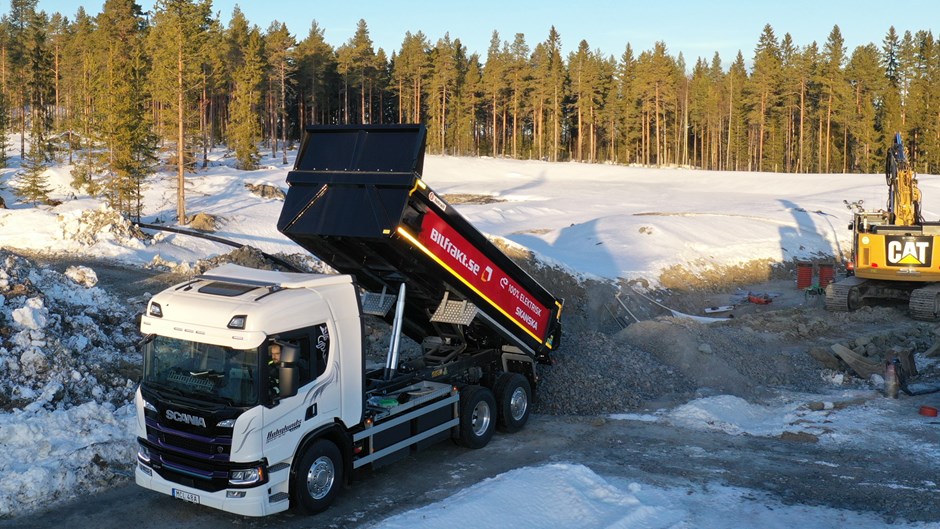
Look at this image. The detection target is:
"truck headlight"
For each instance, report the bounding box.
[229,466,265,486]
[137,443,151,464]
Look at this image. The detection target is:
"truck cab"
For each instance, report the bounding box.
[135,265,363,516]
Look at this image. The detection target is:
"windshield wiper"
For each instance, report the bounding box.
[189,370,225,378]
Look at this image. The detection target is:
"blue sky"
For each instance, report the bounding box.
[10,0,939,68]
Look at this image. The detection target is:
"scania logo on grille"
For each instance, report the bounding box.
[165,409,207,428]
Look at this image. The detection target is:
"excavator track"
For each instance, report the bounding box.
[825,276,868,312]
[909,284,940,321]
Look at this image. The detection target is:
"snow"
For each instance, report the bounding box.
[370,463,933,529]
[0,144,935,524]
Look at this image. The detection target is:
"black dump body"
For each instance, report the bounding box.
[277,125,562,363]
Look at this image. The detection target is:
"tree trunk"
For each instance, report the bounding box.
[798,80,805,173]
[825,89,833,172]
[281,65,288,164]
[177,41,186,224]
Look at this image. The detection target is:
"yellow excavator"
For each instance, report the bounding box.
[826,133,940,320]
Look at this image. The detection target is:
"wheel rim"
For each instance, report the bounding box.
[509,386,528,421]
[306,455,335,500]
[472,400,492,436]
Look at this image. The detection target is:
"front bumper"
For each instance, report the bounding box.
[135,461,291,517]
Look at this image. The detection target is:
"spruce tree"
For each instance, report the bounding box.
[228,27,264,170]
[97,0,158,219]
[845,44,883,172]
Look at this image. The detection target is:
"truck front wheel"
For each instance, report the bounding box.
[495,373,531,433]
[292,438,343,514]
[457,385,496,448]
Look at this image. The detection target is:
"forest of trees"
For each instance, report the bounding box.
[2,0,940,222]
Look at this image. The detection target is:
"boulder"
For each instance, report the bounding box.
[245,182,286,200]
[189,212,217,231]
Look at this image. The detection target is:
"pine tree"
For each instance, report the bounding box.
[529,41,550,160]
[266,21,295,163]
[336,20,376,125]
[482,31,508,155]
[747,24,782,171]
[726,51,748,170]
[506,33,530,158]
[635,42,678,166]
[568,40,591,162]
[426,34,459,154]
[545,27,565,162]
[148,0,212,224]
[820,25,849,172]
[616,43,640,165]
[904,31,938,171]
[456,52,483,155]
[7,0,38,160]
[391,31,429,124]
[295,21,338,126]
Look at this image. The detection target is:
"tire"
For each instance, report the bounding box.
[494,372,531,433]
[457,385,496,448]
[292,438,343,514]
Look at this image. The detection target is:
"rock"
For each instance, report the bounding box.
[64,266,98,288]
[245,182,286,200]
[188,212,217,231]
[779,431,819,443]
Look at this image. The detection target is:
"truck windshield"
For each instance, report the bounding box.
[142,336,260,407]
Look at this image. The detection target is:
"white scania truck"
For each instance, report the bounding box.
[133,125,563,517]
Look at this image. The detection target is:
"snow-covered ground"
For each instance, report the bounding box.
[0,143,937,525]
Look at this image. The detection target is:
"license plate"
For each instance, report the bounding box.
[173,489,200,504]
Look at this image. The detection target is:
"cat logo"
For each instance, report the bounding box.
[885,236,932,267]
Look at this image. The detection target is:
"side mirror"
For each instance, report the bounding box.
[278,366,299,399]
[279,343,300,364]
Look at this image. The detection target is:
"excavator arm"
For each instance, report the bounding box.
[887,132,922,226]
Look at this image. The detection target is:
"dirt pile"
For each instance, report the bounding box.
[526,258,940,415]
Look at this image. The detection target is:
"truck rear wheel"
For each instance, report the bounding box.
[495,373,531,433]
[292,438,343,514]
[457,385,496,448]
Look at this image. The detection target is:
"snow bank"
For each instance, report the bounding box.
[0,251,141,516]
[370,463,934,529]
